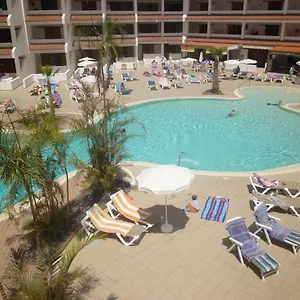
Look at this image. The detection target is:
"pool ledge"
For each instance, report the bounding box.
[281,103,300,114]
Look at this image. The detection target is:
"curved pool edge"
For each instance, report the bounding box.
[121,161,300,177]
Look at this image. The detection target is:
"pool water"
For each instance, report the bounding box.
[1,87,300,211]
[117,87,300,172]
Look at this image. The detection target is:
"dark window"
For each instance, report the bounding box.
[199,24,207,33]
[0,0,7,10]
[40,53,66,66]
[199,2,208,11]
[82,1,97,10]
[0,29,11,43]
[138,23,159,33]
[138,3,159,11]
[109,1,133,11]
[44,27,62,39]
[268,0,283,10]
[231,2,243,10]
[123,24,134,34]
[164,0,183,11]
[228,24,242,35]
[41,0,58,10]
[164,22,182,33]
[265,25,280,36]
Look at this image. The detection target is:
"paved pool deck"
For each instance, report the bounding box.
[0,65,300,299]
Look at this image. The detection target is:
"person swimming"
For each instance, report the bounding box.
[267,101,282,106]
[121,128,126,135]
[228,109,237,117]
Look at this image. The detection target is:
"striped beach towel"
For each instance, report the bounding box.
[201,197,229,222]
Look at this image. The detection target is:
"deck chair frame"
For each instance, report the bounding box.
[254,203,300,254]
[227,217,280,280]
[107,190,153,231]
[250,174,300,198]
[81,207,141,247]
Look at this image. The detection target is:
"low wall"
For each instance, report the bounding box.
[113,61,136,70]
[0,77,22,91]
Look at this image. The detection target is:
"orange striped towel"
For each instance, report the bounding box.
[88,205,133,237]
[111,190,152,222]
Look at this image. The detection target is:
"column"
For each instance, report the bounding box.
[183,0,189,14]
[102,0,107,21]
[243,0,247,15]
[208,0,212,15]
[280,22,286,41]
[161,43,164,57]
[207,22,211,37]
[161,0,164,14]
[241,22,245,39]
[134,0,138,62]
[283,0,289,14]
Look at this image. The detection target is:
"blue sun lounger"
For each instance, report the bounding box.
[147,80,158,90]
[115,82,131,95]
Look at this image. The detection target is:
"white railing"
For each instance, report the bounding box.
[71,10,102,14]
[244,34,280,40]
[0,42,12,47]
[0,77,22,91]
[107,10,134,14]
[284,36,300,41]
[30,39,64,44]
[246,10,284,14]
[26,10,62,15]
[211,10,243,14]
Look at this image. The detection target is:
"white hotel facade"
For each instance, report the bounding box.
[0,0,300,81]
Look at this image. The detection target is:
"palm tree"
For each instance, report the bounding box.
[207,47,226,94]
[38,65,59,114]
[2,234,113,300]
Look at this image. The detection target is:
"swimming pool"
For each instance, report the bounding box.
[116,86,300,172]
[1,86,300,212]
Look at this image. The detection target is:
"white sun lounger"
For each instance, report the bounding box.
[81,204,145,246]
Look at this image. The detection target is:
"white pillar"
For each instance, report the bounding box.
[241,22,245,39]
[208,0,212,15]
[161,0,164,14]
[283,0,289,14]
[280,22,286,41]
[207,22,211,37]
[243,0,247,15]
[102,0,107,21]
[183,0,189,14]
[161,43,164,57]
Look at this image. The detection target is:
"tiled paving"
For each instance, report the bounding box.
[74,167,300,300]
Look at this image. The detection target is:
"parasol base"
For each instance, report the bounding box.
[161,223,173,233]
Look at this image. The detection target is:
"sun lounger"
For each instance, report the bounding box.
[198,75,207,84]
[115,82,131,95]
[274,75,285,83]
[159,77,171,89]
[148,80,158,90]
[264,74,275,82]
[250,173,300,198]
[252,190,300,218]
[238,72,248,79]
[254,202,300,254]
[121,73,134,81]
[254,73,265,81]
[81,204,145,246]
[226,217,280,280]
[171,80,184,88]
[107,190,158,230]
[186,75,200,84]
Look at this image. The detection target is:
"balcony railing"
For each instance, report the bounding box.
[188,11,209,15]
[245,10,284,14]
[163,32,183,36]
[284,36,300,41]
[138,32,161,36]
[210,33,242,38]
[30,38,64,44]
[106,10,134,14]
[0,42,13,47]
[244,34,280,40]
[0,10,8,15]
[188,33,208,37]
[211,10,243,14]
[72,10,102,14]
[26,10,62,15]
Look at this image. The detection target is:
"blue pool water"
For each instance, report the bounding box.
[1,87,300,211]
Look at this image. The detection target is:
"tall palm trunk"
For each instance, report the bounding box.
[211,56,219,93]
[47,78,55,114]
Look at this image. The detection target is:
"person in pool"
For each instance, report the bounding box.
[121,128,126,135]
[228,109,237,117]
[267,101,282,106]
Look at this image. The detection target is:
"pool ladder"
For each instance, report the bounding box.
[238,79,252,90]
[177,151,187,166]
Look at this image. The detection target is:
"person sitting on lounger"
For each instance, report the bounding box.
[228,109,237,117]
[267,101,282,106]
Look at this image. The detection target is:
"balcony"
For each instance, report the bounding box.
[246,0,284,14]
[71,0,102,13]
[0,28,12,46]
[27,0,62,14]
[164,22,183,36]
[164,0,183,13]
[189,0,208,14]
[189,22,208,36]
[107,0,134,14]
[137,1,161,13]
[287,0,300,14]
[284,23,300,41]
[138,23,161,36]
[210,23,242,38]
[30,25,64,45]
[244,23,281,40]
[211,1,244,15]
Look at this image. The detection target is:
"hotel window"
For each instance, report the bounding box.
[82,1,97,10]
[199,24,207,33]
[231,1,243,10]
[268,0,283,10]
[227,25,242,35]
[265,25,280,36]
[138,3,159,11]
[199,2,208,11]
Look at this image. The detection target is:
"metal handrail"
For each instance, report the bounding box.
[238,79,251,90]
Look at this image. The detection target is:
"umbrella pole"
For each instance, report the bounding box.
[165,195,168,224]
[161,195,173,233]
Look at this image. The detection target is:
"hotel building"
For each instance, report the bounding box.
[0,0,300,82]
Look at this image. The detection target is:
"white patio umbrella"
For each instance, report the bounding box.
[135,165,194,233]
[181,57,197,62]
[199,51,203,62]
[78,57,96,62]
[296,61,300,66]
[81,75,96,84]
[78,60,97,68]
[240,58,257,65]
